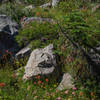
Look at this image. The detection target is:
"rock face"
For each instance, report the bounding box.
[23,44,60,80]
[57,73,74,91]
[0,15,18,57]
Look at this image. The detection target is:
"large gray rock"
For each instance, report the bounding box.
[0,15,18,57]
[57,73,74,91]
[0,15,18,35]
[23,44,60,80]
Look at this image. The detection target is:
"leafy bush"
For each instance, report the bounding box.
[60,11,99,47]
[21,0,50,5]
[16,21,59,48]
[0,3,37,23]
[0,3,25,23]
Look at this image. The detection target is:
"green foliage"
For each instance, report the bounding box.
[21,0,50,5]
[16,21,59,48]
[61,11,99,47]
[0,3,37,23]
[0,3,25,23]
[0,1,100,99]
[0,66,100,100]
[58,1,79,12]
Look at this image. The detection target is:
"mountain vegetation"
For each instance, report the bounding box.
[0,0,100,100]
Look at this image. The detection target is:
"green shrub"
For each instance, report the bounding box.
[21,0,50,5]
[16,21,59,48]
[58,1,78,12]
[0,66,100,100]
[0,3,25,23]
[60,11,99,47]
[0,3,36,23]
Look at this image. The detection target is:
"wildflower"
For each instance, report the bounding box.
[45,78,48,82]
[36,12,39,16]
[41,85,43,88]
[56,97,62,100]
[33,82,36,84]
[72,92,75,95]
[12,73,16,78]
[72,87,77,90]
[68,98,71,100]
[35,75,40,79]
[79,92,83,96]
[0,83,5,87]
[54,84,57,87]
[5,50,8,53]
[34,96,38,99]
[56,90,58,93]
[64,90,69,95]
[38,80,41,84]
[91,92,94,96]
[37,75,40,79]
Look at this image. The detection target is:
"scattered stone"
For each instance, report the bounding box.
[15,46,31,59]
[24,5,35,9]
[0,15,19,57]
[21,17,54,27]
[40,2,51,8]
[23,44,60,80]
[57,73,74,91]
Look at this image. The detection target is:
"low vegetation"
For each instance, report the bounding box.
[0,0,100,100]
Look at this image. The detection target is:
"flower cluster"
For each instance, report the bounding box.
[0,82,5,87]
[0,50,12,68]
[33,75,49,89]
